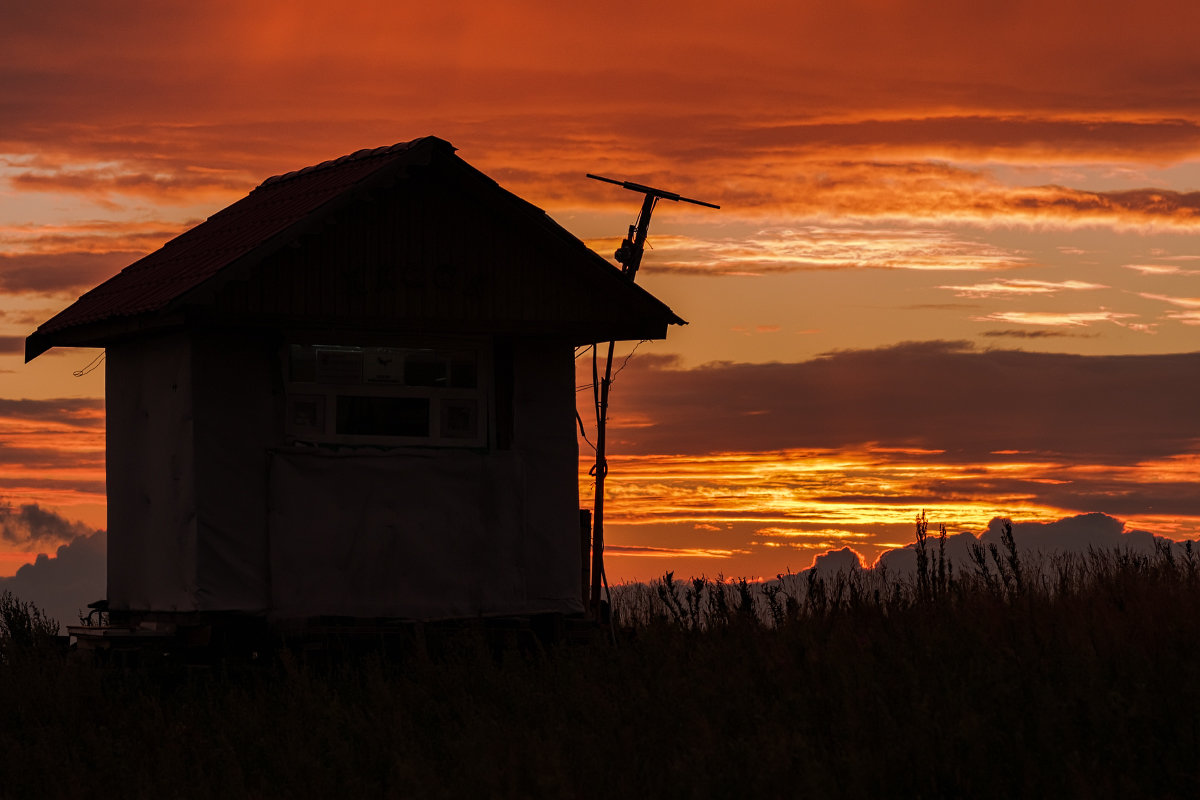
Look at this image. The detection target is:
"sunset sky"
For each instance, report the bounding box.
[3,0,1200,585]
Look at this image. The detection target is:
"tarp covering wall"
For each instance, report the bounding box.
[268,450,529,618]
[265,338,582,619]
[106,333,198,611]
[191,331,277,612]
[509,339,583,612]
[106,329,583,620]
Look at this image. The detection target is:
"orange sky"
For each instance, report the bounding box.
[3,0,1200,581]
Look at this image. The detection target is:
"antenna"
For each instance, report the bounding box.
[584,172,719,623]
[586,173,719,281]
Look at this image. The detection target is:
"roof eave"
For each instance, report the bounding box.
[25,313,188,362]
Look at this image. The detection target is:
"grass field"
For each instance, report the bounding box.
[2,528,1199,798]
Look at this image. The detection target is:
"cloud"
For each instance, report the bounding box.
[596,341,1200,464]
[9,163,249,203]
[973,310,1140,328]
[939,279,1107,298]
[0,400,106,507]
[4,3,1200,241]
[0,252,140,295]
[873,513,1169,578]
[0,218,187,295]
[1165,311,1200,325]
[1138,292,1200,309]
[605,225,1033,276]
[0,529,105,628]
[607,544,739,559]
[579,341,1200,545]
[0,501,95,548]
[1123,264,1200,276]
[0,397,104,427]
[808,546,865,576]
[7,3,1200,136]
[980,329,1095,339]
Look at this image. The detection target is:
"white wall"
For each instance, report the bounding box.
[106,332,198,612]
[106,330,584,620]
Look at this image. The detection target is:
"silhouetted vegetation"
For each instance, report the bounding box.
[2,525,1199,798]
[0,589,59,663]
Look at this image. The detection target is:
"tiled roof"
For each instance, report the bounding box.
[27,137,447,356]
[26,136,683,360]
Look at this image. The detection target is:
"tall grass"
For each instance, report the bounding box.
[612,518,1198,631]
[1,526,1199,798]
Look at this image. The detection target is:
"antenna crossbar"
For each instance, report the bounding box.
[586,173,720,209]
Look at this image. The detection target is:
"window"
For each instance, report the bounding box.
[284,343,486,447]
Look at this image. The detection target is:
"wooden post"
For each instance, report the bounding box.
[590,339,615,619]
[579,508,591,610]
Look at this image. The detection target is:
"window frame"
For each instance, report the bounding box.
[282,339,490,448]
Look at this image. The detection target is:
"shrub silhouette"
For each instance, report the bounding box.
[0,590,59,662]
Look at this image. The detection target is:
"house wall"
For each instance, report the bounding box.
[163,331,583,619]
[106,332,198,612]
[190,330,278,612]
[511,338,583,612]
[264,336,582,619]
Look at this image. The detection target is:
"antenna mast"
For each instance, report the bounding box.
[584,173,718,621]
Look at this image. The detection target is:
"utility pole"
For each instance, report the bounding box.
[585,173,718,620]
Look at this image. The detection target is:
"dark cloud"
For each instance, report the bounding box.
[736,118,1200,163]
[2,2,1200,231]
[11,167,246,199]
[1019,186,1200,221]
[874,513,1174,578]
[0,399,105,493]
[600,341,1200,463]
[0,447,104,473]
[0,502,95,548]
[0,337,23,355]
[985,512,1155,554]
[0,397,104,426]
[0,530,106,628]
[981,329,1092,339]
[808,546,864,576]
[0,252,138,294]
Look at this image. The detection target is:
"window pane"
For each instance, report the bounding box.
[440,398,479,439]
[290,345,317,382]
[287,394,325,435]
[316,348,363,383]
[405,351,447,386]
[364,348,404,383]
[336,396,429,437]
[449,353,477,388]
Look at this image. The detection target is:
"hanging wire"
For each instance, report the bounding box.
[72,352,106,377]
[610,339,650,384]
[575,343,596,390]
[575,408,595,452]
[576,344,597,443]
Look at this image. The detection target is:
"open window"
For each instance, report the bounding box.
[284,343,487,447]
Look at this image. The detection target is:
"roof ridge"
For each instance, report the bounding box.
[254,136,444,191]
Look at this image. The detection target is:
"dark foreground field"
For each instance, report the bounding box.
[2,536,1199,799]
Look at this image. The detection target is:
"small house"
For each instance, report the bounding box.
[26,136,682,624]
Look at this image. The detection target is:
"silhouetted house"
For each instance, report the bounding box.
[26,137,682,623]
